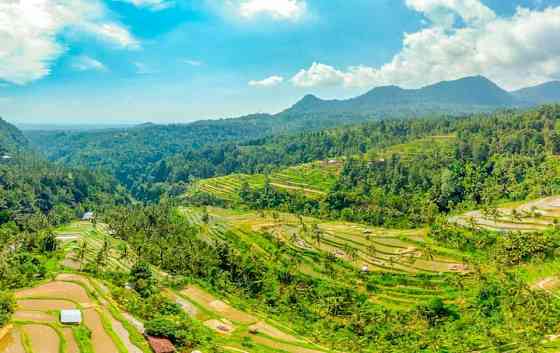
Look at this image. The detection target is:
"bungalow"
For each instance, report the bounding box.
[146,335,176,353]
[60,310,82,325]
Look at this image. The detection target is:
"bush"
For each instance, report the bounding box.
[0,291,15,327]
[145,315,202,347]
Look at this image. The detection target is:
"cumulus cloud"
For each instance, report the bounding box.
[0,0,138,85]
[118,0,174,11]
[71,56,107,72]
[234,0,307,20]
[249,75,284,87]
[291,2,560,91]
[406,0,495,28]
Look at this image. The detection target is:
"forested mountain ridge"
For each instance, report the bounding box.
[513,80,560,104]
[0,117,28,154]
[285,76,527,116]
[22,76,560,201]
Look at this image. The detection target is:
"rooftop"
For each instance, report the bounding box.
[146,335,176,353]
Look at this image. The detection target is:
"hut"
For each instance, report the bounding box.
[146,335,176,353]
[60,310,82,324]
[82,212,95,221]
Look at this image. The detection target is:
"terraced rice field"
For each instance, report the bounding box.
[192,160,342,201]
[171,285,329,353]
[378,135,456,161]
[56,222,138,273]
[183,207,463,308]
[450,196,560,233]
[1,273,150,353]
[451,196,560,305]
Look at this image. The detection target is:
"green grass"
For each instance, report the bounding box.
[73,325,95,353]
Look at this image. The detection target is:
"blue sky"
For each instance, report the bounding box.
[1,0,560,124]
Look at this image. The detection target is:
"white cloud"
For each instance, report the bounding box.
[291,63,345,87]
[0,0,138,85]
[234,0,307,20]
[71,56,106,72]
[118,0,174,11]
[406,0,495,28]
[183,59,204,66]
[291,3,560,91]
[249,75,284,87]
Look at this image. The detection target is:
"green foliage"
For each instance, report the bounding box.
[0,291,15,327]
[129,261,157,297]
[495,230,560,265]
[145,314,211,347]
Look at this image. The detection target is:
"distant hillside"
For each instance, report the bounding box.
[0,117,28,154]
[284,76,523,116]
[512,81,560,104]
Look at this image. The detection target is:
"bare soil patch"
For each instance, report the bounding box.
[83,308,120,353]
[16,281,90,305]
[0,327,25,353]
[22,324,59,353]
[17,299,76,311]
[204,319,234,334]
[56,274,95,292]
[182,286,255,324]
[248,321,302,343]
[13,310,55,323]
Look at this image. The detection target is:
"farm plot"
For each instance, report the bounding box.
[175,285,328,353]
[450,196,560,233]
[183,207,463,309]
[192,160,341,201]
[3,273,149,353]
[56,222,137,273]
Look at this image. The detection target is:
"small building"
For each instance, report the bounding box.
[1,155,11,161]
[82,212,95,221]
[146,335,176,353]
[327,159,338,164]
[60,310,82,325]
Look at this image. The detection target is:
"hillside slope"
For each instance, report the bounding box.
[0,117,28,154]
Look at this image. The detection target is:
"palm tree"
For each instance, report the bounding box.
[77,240,88,271]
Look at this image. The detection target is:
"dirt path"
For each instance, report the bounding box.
[83,308,120,353]
[22,325,60,353]
[0,327,25,353]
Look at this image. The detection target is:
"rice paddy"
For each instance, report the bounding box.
[190,160,342,201]
[182,207,464,309]
[0,272,151,353]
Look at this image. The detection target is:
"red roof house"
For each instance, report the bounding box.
[146,335,176,353]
